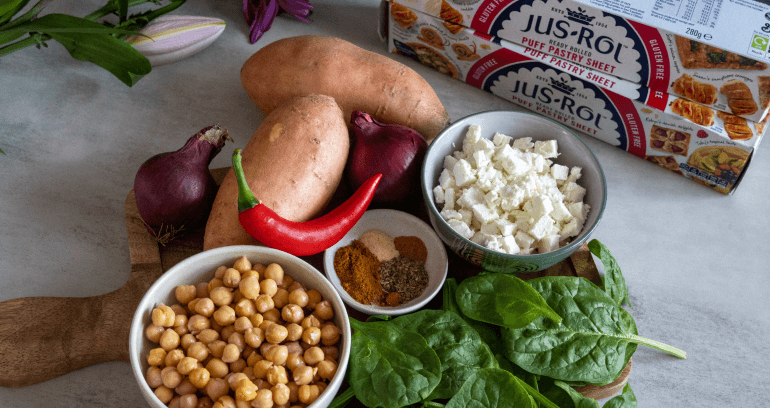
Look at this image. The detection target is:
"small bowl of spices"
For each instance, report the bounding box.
[323,209,449,316]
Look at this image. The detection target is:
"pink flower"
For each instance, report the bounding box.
[243,0,313,44]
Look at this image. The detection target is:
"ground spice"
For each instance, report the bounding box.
[333,240,384,305]
[379,256,429,303]
[394,236,428,263]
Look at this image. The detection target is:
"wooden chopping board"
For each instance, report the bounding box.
[0,167,629,400]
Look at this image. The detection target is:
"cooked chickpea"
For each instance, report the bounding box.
[284,353,305,372]
[287,289,308,308]
[176,285,197,304]
[306,289,322,310]
[209,340,227,358]
[300,315,320,331]
[244,327,265,348]
[228,331,246,352]
[208,278,224,293]
[303,347,324,366]
[271,383,290,405]
[196,282,209,299]
[176,356,199,375]
[238,276,260,300]
[181,333,197,350]
[246,350,263,367]
[146,366,163,388]
[235,298,257,317]
[221,325,236,342]
[233,256,252,273]
[262,308,281,324]
[254,295,274,314]
[234,316,253,332]
[195,297,216,317]
[265,324,288,344]
[301,327,321,346]
[292,365,315,386]
[148,347,167,366]
[284,324,303,342]
[146,324,165,343]
[297,384,320,404]
[210,286,234,306]
[231,289,244,304]
[178,393,198,408]
[264,344,288,365]
[197,328,220,344]
[218,395,237,408]
[223,268,241,288]
[284,341,302,356]
[198,396,215,408]
[206,377,230,401]
[226,372,249,391]
[206,358,230,378]
[249,313,264,327]
[154,385,174,404]
[320,346,338,361]
[312,300,334,321]
[174,312,189,328]
[230,358,247,374]
[258,279,276,297]
[165,348,185,367]
[152,304,176,327]
[213,305,237,326]
[286,382,299,403]
[187,314,210,334]
[277,274,293,291]
[252,389,274,408]
[263,263,284,282]
[161,366,183,389]
[320,323,340,346]
[271,289,289,309]
[279,304,303,324]
[266,365,289,385]
[316,359,337,380]
[221,343,241,363]
[235,378,258,401]
[188,341,210,362]
[253,360,273,379]
[176,378,199,396]
[170,303,187,315]
[287,281,305,293]
[158,329,180,351]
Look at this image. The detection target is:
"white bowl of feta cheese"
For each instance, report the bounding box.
[421,111,607,273]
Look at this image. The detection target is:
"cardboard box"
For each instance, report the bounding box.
[381,2,763,193]
[390,0,770,123]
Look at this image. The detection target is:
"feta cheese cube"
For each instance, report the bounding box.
[495,219,517,236]
[457,186,484,209]
[459,209,473,225]
[567,202,590,223]
[432,185,445,204]
[500,185,526,212]
[443,155,459,171]
[502,155,531,178]
[561,181,586,203]
[480,222,499,236]
[567,166,582,183]
[513,137,534,151]
[444,187,455,210]
[550,200,572,222]
[440,209,463,221]
[472,203,498,224]
[534,140,559,158]
[560,218,582,238]
[493,132,513,147]
[529,195,554,219]
[439,168,456,190]
[551,164,569,181]
[501,235,521,254]
[453,159,476,187]
[515,231,536,250]
[448,219,474,239]
[528,215,555,240]
[537,234,561,253]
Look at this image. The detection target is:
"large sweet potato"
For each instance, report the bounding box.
[203,94,349,250]
[240,35,450,141]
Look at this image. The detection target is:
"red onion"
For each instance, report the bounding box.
[346,111,428,205]
[134,125,232,243]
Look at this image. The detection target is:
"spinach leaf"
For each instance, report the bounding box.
[588,239,629,307]
[503,277,685,385]
[328,386,356,408]
[551,380,601,408]
[457,274,562,329]
[444,367,537,408]
[602,383,637,408]
[442,278,505,356]
[348,318,442,408]
[390,309,499,400]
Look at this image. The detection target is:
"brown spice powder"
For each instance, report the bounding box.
[394,236,428,262]
[333,240,384,305]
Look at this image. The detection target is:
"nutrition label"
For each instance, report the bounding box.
[651,0,722,28]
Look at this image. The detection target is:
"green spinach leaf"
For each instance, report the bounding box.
[456,274,561,329]
[444,367,537,408]
[390,309,499,400]
[603,383,637,408]
[442,278,505,356]
[588,239,629,307]
[348,318,442,408]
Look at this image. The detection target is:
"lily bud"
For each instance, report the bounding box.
[126,15,226,66]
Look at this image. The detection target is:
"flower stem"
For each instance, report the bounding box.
[0,33,49,56]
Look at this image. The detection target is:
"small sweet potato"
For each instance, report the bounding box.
[240,35,450,140]
[203,94,349,250]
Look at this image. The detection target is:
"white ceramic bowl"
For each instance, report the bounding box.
[323,209,449,316]
[421,111,607,274]
[129,246,351,408]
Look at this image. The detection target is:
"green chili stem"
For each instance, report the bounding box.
[232,149,261,213]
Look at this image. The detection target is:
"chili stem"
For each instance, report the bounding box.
[232,149,261,212]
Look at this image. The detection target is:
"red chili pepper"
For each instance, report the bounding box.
[232,148,382,256]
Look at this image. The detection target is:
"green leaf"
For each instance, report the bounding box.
[117,0,129,23]
[457,274,562,329]
[602,383,637,408]
[390,309,499,400]
[0,0,26,21]
[444,367,537,408]
[348,318,442,408]
[10,13,150,86]
[587,240,630,307]
[0,30,23,45]
[442,278,505,355]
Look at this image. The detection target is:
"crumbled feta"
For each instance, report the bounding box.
[434,124,590,254]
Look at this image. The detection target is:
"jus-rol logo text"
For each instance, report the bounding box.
[510,76,606,130]
[520,11,625,63]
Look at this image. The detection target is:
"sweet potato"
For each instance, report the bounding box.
[240,35,450,141]
[203,94,349,250]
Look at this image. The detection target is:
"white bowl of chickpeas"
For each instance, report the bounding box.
[129,245,351,408]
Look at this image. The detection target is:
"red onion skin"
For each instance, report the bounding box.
[134,125,230,238]
[346,111,427,205]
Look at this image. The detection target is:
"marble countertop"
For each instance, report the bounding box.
[1,0,769,406]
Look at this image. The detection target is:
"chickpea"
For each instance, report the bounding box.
[244,327,265,348]
[226,372,249,391]
[264,344,288,366]
[230,358,247,374]
[222,343,241,363]
[206,377,230,401]
[234,316,253,332]
[216,395,236,408]
[247,350,263,367]
[284,342,303,356]
[263,263,284,282]
[316,359,337,380]
[303,347,324,366]
[272,289,289,309]
[197,328,220,344]
[252,389,274,408]
[181,333,197,350]
[287,290,308,308]
[177,356,199,375]
[146,366,163,388]
[221,325,236,342]
[210,286,235,307]
[301,327,321,346]
[187,314,211,334]
[157,329,179,351]
[170,303,187,315]
[235,378,258,401]
[228,331,246,352]
[277,274,293,291]
[154,385,174,404]
[300,315,320,331]
[257,279,276,297]
[252,360,273,379]
[178,394,198,408]
[235,298,257,317]
[265,324,288,344]
[233,256,252,274]
[242,270,259,280]
[176,285,197,304]
[148,347,167,366]
[198,396,215,408]
[292,365,315,386]
[285,324,303,342]
[206,357,230,378]
[297,384,320,404]
[176,378,199,396]
[165,348,185,367]
[161,366,183,389]
[312,300,334,321]
[174,313,189,330]
[320,323,341,346]
[231,289,244,304]
[305,289,322,310]
[208,278,224,293]
[286,382,299,403]
[271,383,290,405]
[195,298,216,317]
[145,324,165,343]
[262,308,281,324]
[188,341,210,362]
[196,282,209,299]
[254,295,275,314]
[249,313,264,328]
[281,305,304,324]
[152,304,176,327]
[223,268,241,288]
[266,365,288,385]
[284,353,305,372]
[213,305,237,326]
[239,276,260,300]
